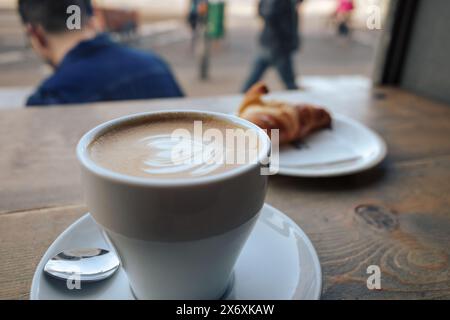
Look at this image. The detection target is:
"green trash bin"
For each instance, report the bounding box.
[207,0,225,39]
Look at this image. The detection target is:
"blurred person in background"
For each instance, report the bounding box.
[242,0,302,92]
[187,0,200,50]
[334,0,354,37]
[187,0,207,50]
[18,0,183,107]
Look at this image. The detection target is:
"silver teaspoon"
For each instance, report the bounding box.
[44,248,120,282]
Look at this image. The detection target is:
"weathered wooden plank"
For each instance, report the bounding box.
[0,158,449,299]
[1,84,449,298]
[1,87,450,213]
[267,156,450,299]
[0,205,87,299]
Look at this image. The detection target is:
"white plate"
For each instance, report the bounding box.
[31,204,322,300]
[276,113,387,177]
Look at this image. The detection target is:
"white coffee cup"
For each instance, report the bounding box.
[76,110,271,299]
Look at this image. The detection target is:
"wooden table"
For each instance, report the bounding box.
[1,81,450,299]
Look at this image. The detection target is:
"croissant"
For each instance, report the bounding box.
[238,82,332,144]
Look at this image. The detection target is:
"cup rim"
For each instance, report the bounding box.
[76,109,271,187]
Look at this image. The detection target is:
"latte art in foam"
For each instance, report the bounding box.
[139,134,228,177]
[88,115,262,179]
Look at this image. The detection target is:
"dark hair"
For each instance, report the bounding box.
[18,0,93,33]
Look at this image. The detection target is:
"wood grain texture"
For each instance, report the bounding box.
[267,156,450,299]
[0,205,87,299]
[1,87,450,213]
[1,158,449,299]
[0,84,449,299]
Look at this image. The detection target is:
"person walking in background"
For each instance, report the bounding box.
[242,0,302,92]
[187,0,201,50]
[334,0,354,37]
[18,0,183,107]
[187,0,209,52]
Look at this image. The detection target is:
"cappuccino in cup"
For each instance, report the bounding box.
[77,110,270,299]
[88,114,262,180]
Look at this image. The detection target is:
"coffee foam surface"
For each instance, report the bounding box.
[88,115,261,179]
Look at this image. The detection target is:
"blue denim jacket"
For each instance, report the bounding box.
[27,33,184,106]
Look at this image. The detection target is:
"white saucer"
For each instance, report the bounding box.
[31,204,322,300]
[277,113,387,177]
